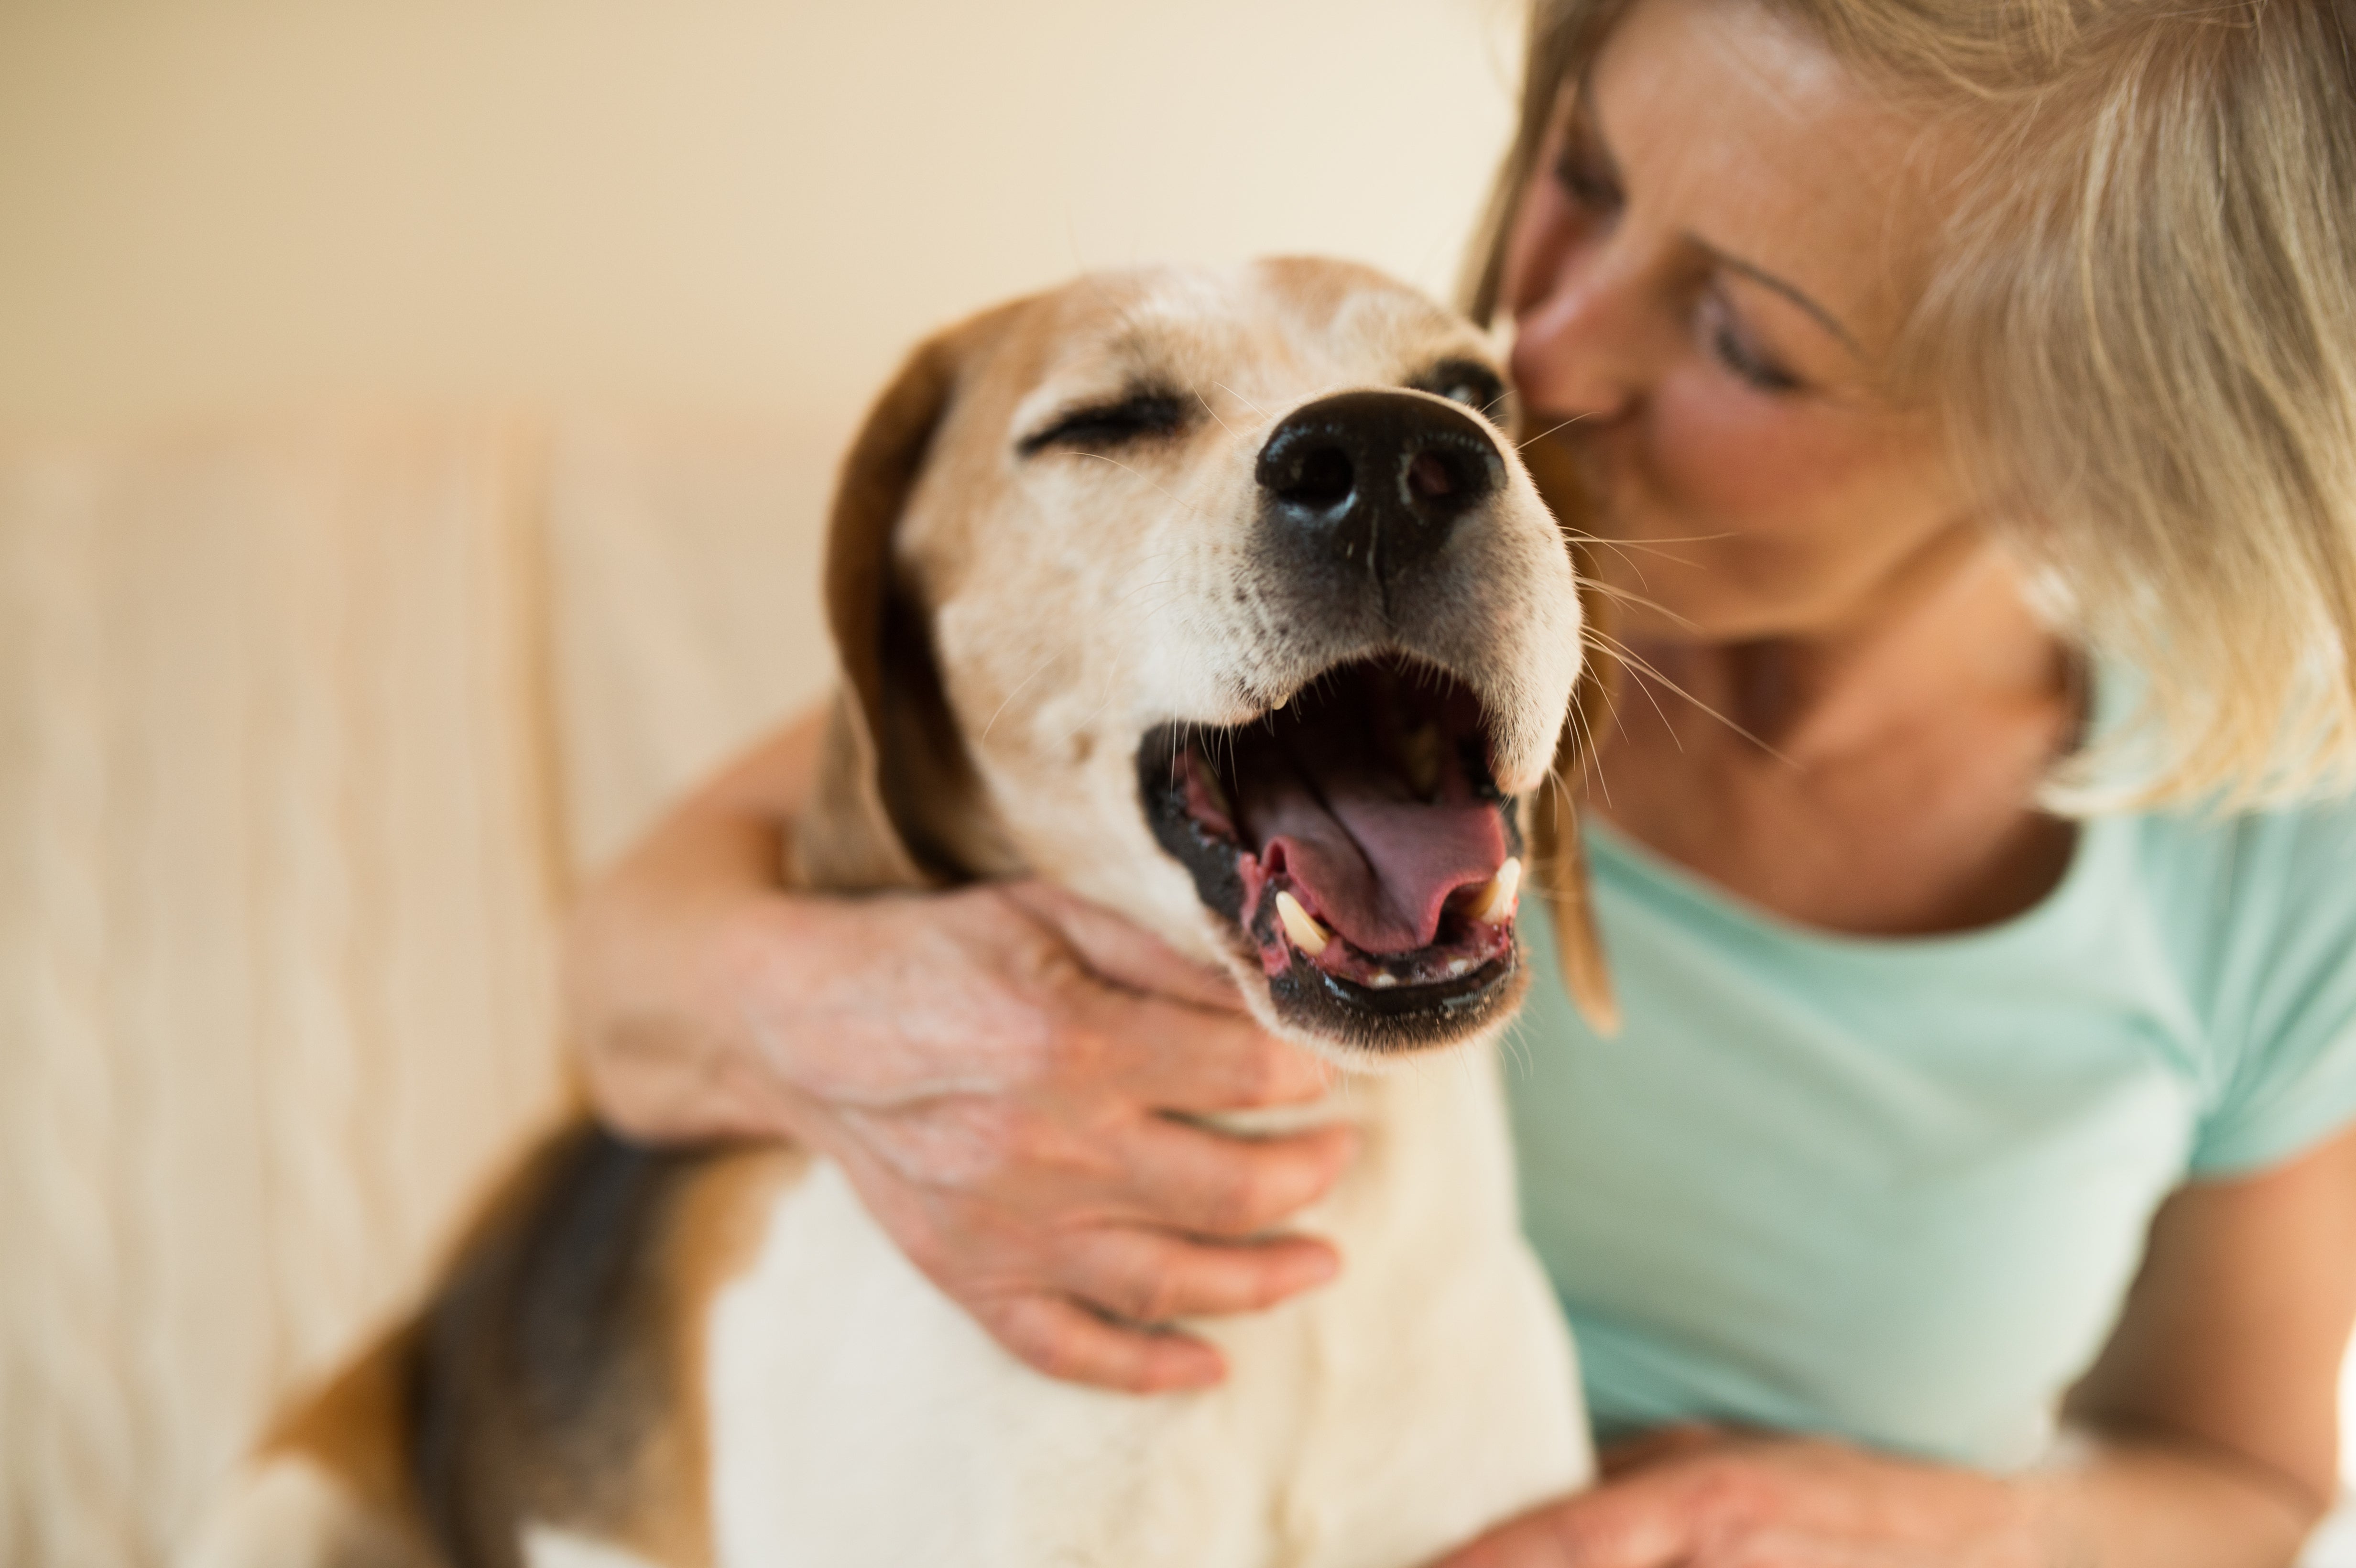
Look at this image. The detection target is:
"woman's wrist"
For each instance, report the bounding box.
[2014,1428,2323,1568]
[566,802,828,1145]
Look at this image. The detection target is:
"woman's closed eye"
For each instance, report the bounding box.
[1552,144,1624,216]
[1699,287,1804,395]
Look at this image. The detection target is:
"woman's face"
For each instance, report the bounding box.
[1500,0,1969,641]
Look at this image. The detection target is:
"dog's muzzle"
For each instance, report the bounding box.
[1134,386,1557,1054]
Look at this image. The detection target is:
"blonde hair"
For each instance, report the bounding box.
[1466,0,2356,811]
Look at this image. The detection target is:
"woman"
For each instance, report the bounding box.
[567,0,2356,1561]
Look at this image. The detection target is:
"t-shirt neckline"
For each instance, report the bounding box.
[1580,801,2125,966]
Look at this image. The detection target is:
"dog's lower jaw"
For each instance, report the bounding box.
[700,1034,1592,1568]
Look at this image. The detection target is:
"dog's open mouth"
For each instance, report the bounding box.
[1139,655,1525,1048]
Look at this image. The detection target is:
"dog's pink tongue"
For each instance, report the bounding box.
[1244,772,1505,954]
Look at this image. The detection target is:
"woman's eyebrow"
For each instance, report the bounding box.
[1702,244,1864,357]
[1579,66,1865,361]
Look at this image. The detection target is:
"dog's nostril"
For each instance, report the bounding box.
[1405,449,1460,505]
[1278,445,1356,511]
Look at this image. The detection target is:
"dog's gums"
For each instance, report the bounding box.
[1139,655,1527,1051]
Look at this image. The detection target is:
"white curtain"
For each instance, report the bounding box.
[0,412,833,1565]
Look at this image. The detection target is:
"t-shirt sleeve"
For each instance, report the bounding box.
[2188,801,2356,1177]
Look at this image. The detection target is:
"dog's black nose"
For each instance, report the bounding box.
[1255,390,1505,599]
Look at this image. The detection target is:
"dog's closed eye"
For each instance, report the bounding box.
[1017,390,1189,457]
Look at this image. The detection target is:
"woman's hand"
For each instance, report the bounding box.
[567,714,1355,1394]
[1428,1426,2048,1568]
[755,878,1353,1393]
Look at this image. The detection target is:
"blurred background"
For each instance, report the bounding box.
[0,2,1521,1561]
[0,0,1518,431]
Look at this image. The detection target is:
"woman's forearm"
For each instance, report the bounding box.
[565,707,832,1143]
[2046,1134,2356,1567]
[2031,1430,2325,1568]
[1430,1423,2326,1567]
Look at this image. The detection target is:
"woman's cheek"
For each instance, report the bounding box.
[1643,366,1858,535]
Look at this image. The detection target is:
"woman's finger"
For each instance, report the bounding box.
[1055,1224,1341,1325]
[983,1291,1228,1394]
[1002,880,1247,1013]
[1426,1471,1706,1568]
[1598,1422,1728,1479]
[1079,992,1336,1111]
[1111,1114,1357,1236]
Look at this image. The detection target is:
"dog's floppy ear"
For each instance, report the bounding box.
[1522,435,1621,1036]
[791,310,1014,894]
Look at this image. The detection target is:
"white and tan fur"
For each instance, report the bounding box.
[187,258,1607,1568]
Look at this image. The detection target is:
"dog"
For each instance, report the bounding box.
[187,257,1619,1568]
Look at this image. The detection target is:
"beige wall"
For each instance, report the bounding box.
[0,0,1522,434]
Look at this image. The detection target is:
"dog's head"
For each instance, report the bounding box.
[796,258,1612,1062]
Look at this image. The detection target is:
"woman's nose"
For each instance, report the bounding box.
[1507,231,1673,426]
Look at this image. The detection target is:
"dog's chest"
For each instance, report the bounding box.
[697,1045,1592,1568]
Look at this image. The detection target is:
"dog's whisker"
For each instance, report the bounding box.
[1580,631,1795,767]
[982,651,1069,742]
[1211,381,1270,418]
[1075,452,1215,521]
[1194,390,1243,443]
[1516,413,1593,450]
[1603,544,1703,579]
[1106,575,1187,613]
[1563,534,1717,585]
[1496,1012,1536,1084]
[1560,529,1738,549]
[1560,697,1605,808]
[1580,578,1700,632]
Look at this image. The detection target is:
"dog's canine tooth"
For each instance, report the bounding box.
[1274,890,1331,956]
[1472,857,1523,925]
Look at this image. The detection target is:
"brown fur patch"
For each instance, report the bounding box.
[267,1129,798,1568]
[602,1144,800,1568]
[252,1123,760,1567]
[264,1323,438,1561]
[796,299,1030,891]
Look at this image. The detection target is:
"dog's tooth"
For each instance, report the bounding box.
[1400,722,1443,801]
[1447,958,1472,977]
[1370,972,1399,989]
[1472,857,1523,925]
[1274,890,1331,957]
[1194,751,1231,818]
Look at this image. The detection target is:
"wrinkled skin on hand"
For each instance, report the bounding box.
[1428,1426,2050,1568]
[732,878,1356,1393]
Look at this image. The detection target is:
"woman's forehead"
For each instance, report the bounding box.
[1585,0,1949,359]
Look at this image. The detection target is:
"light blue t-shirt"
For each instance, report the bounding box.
[1509,795,2356,1470]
